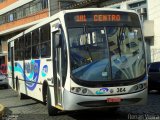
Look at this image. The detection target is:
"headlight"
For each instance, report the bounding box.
[71,87,93,95]
[130,82,147,93]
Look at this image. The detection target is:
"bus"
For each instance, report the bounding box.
[7,8,147,116]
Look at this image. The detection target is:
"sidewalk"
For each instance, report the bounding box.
[0,104,4,118]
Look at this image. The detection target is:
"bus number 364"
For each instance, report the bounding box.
[117,88,126,93]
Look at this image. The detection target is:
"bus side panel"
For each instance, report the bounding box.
[41,57,56,106]
[14,61,25,91]
[22,59,43,101]
[16,59,53,102]
[49,86,56,107]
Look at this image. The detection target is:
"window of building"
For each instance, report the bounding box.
[0,0,5,3]
[0,16,3,24]
[24,4,30,17]
[30,4,36,14]
[9,13,14,22]
[0,0,48,25]
[41,0,48,9]
[40,24,51,58]
[16,8,23,19]
[30,0,42,14]
[36,2,42,11]
[129,1,146,8]
[6,13,10,23]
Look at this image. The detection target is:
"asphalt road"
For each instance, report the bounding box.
[0,88,160,120]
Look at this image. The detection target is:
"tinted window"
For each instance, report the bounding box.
[25,33,31,47]
[40,24,51,58]
[41,24,50,42]
[25,33,31,59]
[32,29,39,45]
[19,37,24,60]
[32,29,40,59]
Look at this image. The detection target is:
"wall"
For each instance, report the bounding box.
[147,0,160,62]
[0,0,17,9]
[0,9,49,33]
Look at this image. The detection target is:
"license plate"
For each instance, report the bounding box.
[106,98,121,103]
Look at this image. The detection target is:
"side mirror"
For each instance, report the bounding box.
[55,32,62,48]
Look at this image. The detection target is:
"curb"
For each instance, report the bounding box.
[0,104,4,118]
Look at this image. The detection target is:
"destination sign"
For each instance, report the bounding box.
[65,11,140,27]
[75,14,121,22]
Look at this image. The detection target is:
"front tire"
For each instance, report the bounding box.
[47,87,59,116]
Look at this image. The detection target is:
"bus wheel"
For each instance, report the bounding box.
[47,87,58,116]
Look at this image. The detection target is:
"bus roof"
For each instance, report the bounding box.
[7,8,138,43]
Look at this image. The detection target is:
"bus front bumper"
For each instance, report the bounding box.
[63,88,147,111]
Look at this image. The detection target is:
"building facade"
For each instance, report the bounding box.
[0,0,76,65]
[147,0,160,62]
[0,0,49,65]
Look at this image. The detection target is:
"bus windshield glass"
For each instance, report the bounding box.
[65,11,146,82]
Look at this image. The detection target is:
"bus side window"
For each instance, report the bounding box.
[41,43,48,57]
[32,29,40,59]
[40,24,51,58]
[19,37,24,60]
[25,33,31,60]
[15,39,19,61]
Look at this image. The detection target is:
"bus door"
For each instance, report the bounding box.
[51,21,63,106]
[10,41,15,89]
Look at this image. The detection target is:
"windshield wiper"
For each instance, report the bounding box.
[117,28,122,57]
[117,26,126,57]
[83,25,93,62]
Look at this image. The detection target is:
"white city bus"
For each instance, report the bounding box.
[7,8,147,116]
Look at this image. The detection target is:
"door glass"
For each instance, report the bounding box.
[56,47,62,105]
[52,30,63,106]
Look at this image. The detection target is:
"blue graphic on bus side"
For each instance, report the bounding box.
[14,60,40,91]
[41,65,48,77]
[96,88,109,95]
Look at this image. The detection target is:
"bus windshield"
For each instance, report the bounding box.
[65,11,146,82]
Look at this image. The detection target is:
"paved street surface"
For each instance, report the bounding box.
[0,88,160,120]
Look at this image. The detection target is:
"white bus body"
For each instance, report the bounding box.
[7,8,148,115]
